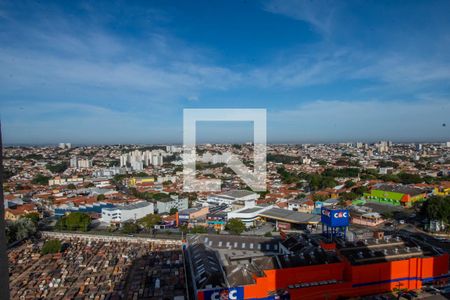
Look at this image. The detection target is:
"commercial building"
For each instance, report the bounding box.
[206,204,229,231]
[186,233,449,300]
[101,201,154,224]
[92,166,126,178]
[156,196,188,214]
[178,206,209,227]
[227,205,273,228]
[258,207,321,230]
[55,202,115,217]
[128,176,155,186]
[364,184,427,207]
[207,190,259,206]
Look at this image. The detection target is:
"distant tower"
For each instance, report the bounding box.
[70,156,78,168]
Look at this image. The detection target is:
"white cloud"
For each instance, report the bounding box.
[264,0,338,35]
[270,99,450,142]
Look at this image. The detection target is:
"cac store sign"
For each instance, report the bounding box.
[322,209,348,219]
[201,287,244,300]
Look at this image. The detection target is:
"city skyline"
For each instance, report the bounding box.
[1,0,450,144]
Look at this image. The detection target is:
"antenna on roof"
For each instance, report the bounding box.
[0,120,11,299]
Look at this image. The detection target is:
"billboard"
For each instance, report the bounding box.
[198,287,244,300]
[321,208,349,227]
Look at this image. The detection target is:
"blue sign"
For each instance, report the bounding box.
[321,208,349,227]
[201,287,244,300]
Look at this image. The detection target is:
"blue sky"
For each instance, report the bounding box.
[1,0,449,145]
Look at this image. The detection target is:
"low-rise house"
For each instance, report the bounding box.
[287,198,315,213]
[5,203,39,221]
[434,181,450,196]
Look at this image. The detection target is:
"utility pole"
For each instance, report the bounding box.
[0,121,11,299]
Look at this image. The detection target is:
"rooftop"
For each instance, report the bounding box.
[336,235,443,265]
[258,208,321,224]
[216,190,256,199]
[373,184,426,196]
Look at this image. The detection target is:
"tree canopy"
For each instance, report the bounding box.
[421,196,450,223]
[22,212,40,224]
[225,219,246,235]
[46,162,68,173]
[5,218,37,244]
[122,222,139,234]
[138,214,161,230]
[41,239,62,255]
[32,174,51,185]
[56,212,91,231]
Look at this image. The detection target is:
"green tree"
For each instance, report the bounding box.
[353,186,369,196]
[41,239,62,255]
[135,172,149,177]
[6,218,37,243]
[46,162,68,173]
[67,183,77,190]
[96,194,106,201]
[317,160,327,166]
[22,212,40,224]
[190,226,208,234]
[344,180,355,188]
[313,193,329,202]
[138,214,161,230]
[169,207,178,215]
[56,212,91,231]
[421,196,450,223]
[225,219,246,235]
[264,231,272,237]
[398,172,423,184]
[32,174,51,185]
[122,222,139,234]
[112,174,127,184]
[15,218,37,240]
[340,192,359,201]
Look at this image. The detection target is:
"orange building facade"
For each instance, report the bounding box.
[197,248,449,300]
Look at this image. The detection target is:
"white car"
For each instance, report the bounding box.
[399,220,405,225]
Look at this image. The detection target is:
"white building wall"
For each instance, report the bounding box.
[120,202,154,222]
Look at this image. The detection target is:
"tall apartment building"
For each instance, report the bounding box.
[120,149,165,170]
[70,156,93,169]
[58,142,71,149]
